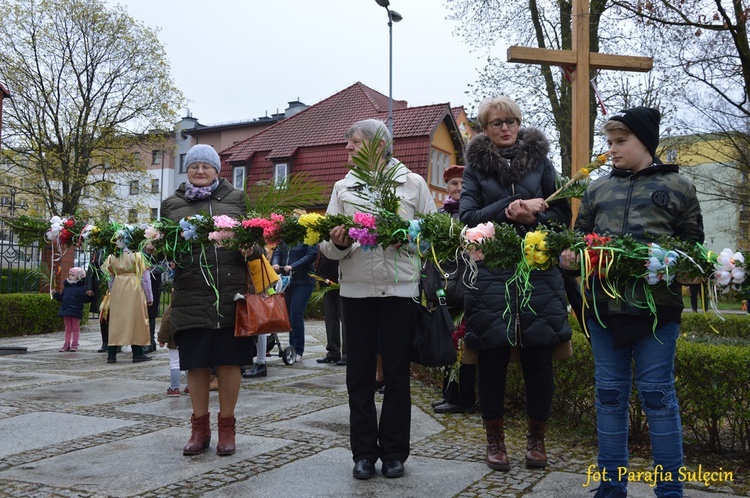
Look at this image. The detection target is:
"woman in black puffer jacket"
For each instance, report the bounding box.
[161,144,259,458]
[460,96,571,472]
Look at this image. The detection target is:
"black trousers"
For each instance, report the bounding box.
[477,344,555,421]
[323,288,346,358]
[443,363,476,406]
[341,296,416,463]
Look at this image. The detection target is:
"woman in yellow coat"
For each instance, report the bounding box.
[103,247,153,363]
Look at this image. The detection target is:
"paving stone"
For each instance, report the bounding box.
[0,412,136,458]
[0,320,744,498]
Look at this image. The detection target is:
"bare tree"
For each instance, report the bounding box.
[446,0,676,175]
[0,0,183,216]
[612,0,750,245]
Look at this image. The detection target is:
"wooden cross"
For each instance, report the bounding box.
[507,0,653,179]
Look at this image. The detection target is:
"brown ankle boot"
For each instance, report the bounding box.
[183,413,211,456]
[216,413,236,456]
[484,418,510,471]
[525,418,547,468]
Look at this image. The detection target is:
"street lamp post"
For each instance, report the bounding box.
[375,0,402,138]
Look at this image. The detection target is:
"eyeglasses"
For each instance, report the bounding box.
[488,118,520,129]
[186,164,214,172]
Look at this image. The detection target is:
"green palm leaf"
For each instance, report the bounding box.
[244,172,327,216]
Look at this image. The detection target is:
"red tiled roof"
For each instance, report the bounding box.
[223,82,447,163]
[219,82,460,199]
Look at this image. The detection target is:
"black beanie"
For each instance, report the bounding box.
[609,107,661,158]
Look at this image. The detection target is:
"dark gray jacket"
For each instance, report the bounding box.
[460,129,572,350]
[161,178,253,334]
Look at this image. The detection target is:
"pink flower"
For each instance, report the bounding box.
[242,218,276,238]
[270,213,285,223]
[353,211,377,229]
[208,230,234,247]
[464,222,495,244]
[348,227,377,248]
[212,215,239,229]
[144,226,162,240]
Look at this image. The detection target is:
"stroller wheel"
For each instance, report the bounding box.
[282,346,296,365]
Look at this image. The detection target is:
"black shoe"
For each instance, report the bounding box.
[352,459,376,480]
[431,398,446,408]
[336,357,347,366]
[107,357,116,364]
[243,363,267,378]
[132,355,152,363]
[381,459,404,478]
[97,345,107,353]
[433,402,477,414]
[316,355,340,364]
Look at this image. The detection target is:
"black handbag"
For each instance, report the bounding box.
[421,259,465,308]
[411,295,457,368]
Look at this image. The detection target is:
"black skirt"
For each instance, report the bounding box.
[175,327,254,370]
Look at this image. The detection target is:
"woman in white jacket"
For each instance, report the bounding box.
[321,119,436,480]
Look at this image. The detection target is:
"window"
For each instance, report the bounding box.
[132,152,141,163]
[179,154,187,173]
[151,179,159,194]
[152,150,161,165]
[274,163,288,188]
[233,166,246,190]
[128,209,137,223]
[129,180,139,195]
[151,208,158,220]
[666,148,678,163]
[430,149,450,188]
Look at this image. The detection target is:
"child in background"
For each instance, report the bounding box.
[561,107,703,498]
[54,267,92,352]
[158,305,189,396]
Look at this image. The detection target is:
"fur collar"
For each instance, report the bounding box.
[466,128,550,187]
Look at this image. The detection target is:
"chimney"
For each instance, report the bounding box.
[285,100,309,118]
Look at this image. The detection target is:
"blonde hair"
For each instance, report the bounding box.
[477,96,523,128]
[602,120,632,134]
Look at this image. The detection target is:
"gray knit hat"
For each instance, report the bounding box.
[184,144,221,173]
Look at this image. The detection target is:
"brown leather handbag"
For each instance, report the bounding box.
[234,258,291,337]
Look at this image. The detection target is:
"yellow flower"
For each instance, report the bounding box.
[298,212,322,227]
[534,251,550,266]
[579,167,590,177]
[525,230,546,246]
[303,228,321,245]
[596,154,608,164]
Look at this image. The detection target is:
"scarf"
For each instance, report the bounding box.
[442,197,460,213]
[184,178,220,201]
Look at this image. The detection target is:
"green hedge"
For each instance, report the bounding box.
[680,312,750,343]
[0,293,63,337]
[0,269,39,293]
[414,314,750,456]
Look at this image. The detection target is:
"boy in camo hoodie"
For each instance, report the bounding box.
[561,107,703,498]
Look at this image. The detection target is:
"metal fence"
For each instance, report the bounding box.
[0,217,170,315]
[0,216,42,293]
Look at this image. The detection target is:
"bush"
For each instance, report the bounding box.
[412,314,750,457]
[0,268,39,293]
[680,312,750,342]
[677,340,750,453]
[0,293,63,337]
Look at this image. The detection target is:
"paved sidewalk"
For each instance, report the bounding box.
[0,320,744,497]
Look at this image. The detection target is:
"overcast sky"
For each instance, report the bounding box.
[108,0,498,126]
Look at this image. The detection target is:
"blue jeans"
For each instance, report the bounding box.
[284,284,314,356]
[589,319,683,498]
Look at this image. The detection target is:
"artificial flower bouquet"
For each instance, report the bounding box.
[413,212,466,262]
[463,222,521,270]
[545,153,610,203]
